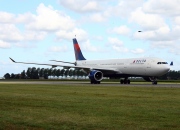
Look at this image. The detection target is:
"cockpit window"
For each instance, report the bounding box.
[157,62,168,64]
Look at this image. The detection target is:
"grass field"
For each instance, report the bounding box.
[0,83,180,130]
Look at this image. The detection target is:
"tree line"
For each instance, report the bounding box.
[3,68,180,80]
[3,67,88,79]
[158,70,180,80]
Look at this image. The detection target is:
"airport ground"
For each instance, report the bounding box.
[0,80,180,129]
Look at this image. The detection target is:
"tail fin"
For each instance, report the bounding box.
[73,38,86,60]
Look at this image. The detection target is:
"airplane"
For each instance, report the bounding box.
[10,38,171,85]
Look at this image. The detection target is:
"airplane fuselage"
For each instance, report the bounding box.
[76,57,170,77]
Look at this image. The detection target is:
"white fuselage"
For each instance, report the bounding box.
[76,57,170,77]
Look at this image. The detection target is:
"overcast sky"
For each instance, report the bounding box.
[0,0,179,77]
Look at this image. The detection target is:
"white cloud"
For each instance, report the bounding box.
[59,0,101,13]
[0,12,15,23]
[0,40,11,48]
[112,46,129,53]
[49,45,68,52]
[110,25,131,35]
[131,48,144,54]
[151,41,174,49]
[169,43,180,55]
[0,24,23,42]
[81,40,98,52]
[89,13,107,22]
[108,37,129,53]
[143,0,180,16]
[14,43,36,48]
[24,31,47,41]
[130,7,167,30]
[0,3,87,48]
[16,13,36,24]
[26,3,75,31]
[108,37,124,46]
[56,28,88,41]
[174,16,180,25]
[107,0,144,18]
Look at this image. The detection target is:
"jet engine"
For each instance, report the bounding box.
[89,70,103,82]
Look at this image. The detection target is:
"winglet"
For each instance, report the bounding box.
[170,61,173,66]
[9,57,16,63]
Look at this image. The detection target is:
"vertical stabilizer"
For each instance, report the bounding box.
[73,38,86,61]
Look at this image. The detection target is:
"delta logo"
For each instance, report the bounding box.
[133,59,146,64]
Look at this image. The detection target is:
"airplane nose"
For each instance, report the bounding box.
[162,67,170,73]
[158,66,170,76]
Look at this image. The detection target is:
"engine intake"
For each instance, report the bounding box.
[89,70,103,81]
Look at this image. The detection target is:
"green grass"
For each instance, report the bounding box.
[1,78,180,83]
[0,83,180,130]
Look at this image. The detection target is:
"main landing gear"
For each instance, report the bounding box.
[120,78,130,84]
[149,77,158,85]
[152,80,157,85]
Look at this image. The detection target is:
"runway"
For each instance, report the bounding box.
[0,80,180,88]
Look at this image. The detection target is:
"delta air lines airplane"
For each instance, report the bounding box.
[10,38,171,85]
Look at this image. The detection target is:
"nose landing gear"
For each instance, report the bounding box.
[152,80,157,85]
[120,78,130,84]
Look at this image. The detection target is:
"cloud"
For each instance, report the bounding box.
[16,13,36,24]
[89,13,107,22]
[112,46,129,53]
[81,40,98,52]
[0,24,24,42]
[14,43,36,48]
[151,41,174,49]
[0,12,15,23]
[59,0,101,13]
[107,0,144,18]
[24,31,47,41]
[131,48,144,54]
[26,3,75,31]
[130,7,167,30]
[0,3,87,49]
[55,28,88,41]
[49,45,68,52]
[108,37,124,46]
[108,37,129,53]
[174,16,180,25]
[169,43,180,55]
[0,40,11,48]
[110,25,131,35]
[143,0,180,16]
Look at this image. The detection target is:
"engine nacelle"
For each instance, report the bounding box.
[89,70,103,81]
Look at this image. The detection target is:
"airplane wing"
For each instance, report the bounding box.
[9,57,119,73]
[49,60,76,65]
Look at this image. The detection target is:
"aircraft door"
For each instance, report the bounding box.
[145,60,152,75]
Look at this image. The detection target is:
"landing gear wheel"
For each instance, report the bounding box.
[120,79,124,84]
[152,81,157,85]
[127,80,130,84]
[90,80,101,84]
[120,79,131,84]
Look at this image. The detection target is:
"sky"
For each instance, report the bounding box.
[0,0,180,77]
